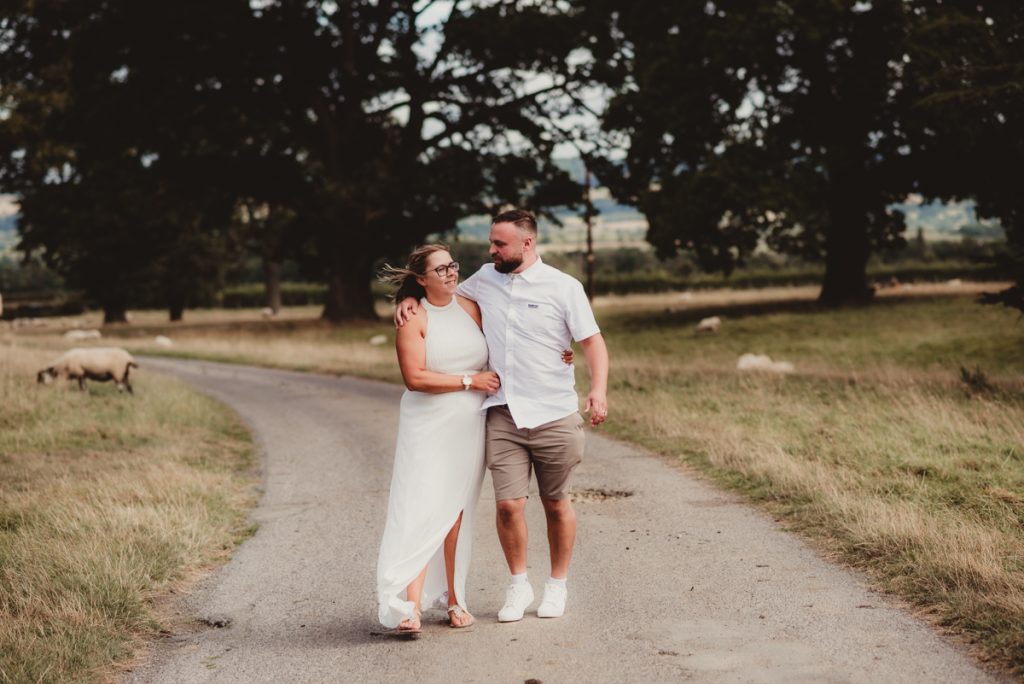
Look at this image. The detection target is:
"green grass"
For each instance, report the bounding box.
[0,343,258,684]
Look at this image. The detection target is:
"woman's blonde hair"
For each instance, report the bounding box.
[378,243,452,302]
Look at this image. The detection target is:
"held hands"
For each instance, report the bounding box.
[562,348,574,365]
[585,391,608,427]
[394,297,419,327]
[472,371,501,394]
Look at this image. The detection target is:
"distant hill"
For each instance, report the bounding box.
[451,157,647,244]
[450,167,1002,247]
[0,214,17,253]
[891,197,1003,241]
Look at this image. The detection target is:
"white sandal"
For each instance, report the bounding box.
[397,609,422,634]
[447,604,475,628]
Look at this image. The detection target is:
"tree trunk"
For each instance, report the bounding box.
[818,181,875,306]
[264,259,283,313]
[321,268,378,322]
[102,301,128,324]
[164,284,185,321]
[819,241,874,305]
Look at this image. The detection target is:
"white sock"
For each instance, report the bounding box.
[547,576,567,587]
[510,572,528,585]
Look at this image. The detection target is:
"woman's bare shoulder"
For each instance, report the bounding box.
[397,303,428,339]
[456,295,482,326]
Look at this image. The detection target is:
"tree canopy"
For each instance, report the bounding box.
[1,0,594,321]
[1,0,1020,318]
[583,0,1021,306]
[1,0,261,321]
[903,0,1024,311]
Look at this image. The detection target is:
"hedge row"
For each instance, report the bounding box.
[584,261,1003,296]
[3,261,1003,318]
[221,260,1001,305]
[220,282,327,308]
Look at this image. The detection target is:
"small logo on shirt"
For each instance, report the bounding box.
[527,303,539,309]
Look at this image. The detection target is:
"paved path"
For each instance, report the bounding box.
[127,358,1002,684]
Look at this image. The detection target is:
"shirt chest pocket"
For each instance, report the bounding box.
[518,301,563,330]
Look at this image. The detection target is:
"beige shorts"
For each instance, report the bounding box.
[485,405,585,501]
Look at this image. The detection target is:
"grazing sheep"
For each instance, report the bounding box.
[37,347,139,393]
[260,307,277,319]
[368,334,387,346]
[695,316,722,334]
[63,329,102,341]
[154,335,173,347]
[737,353,794,374]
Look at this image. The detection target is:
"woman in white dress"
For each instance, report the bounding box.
[376,244,499,632]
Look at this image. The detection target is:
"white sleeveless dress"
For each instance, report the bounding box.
[376,295,488,627]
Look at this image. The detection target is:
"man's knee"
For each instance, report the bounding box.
[496,497,526,524]
[541,497,575,522]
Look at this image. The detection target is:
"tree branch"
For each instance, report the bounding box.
[422,80,568,147]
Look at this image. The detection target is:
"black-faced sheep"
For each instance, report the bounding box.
[37,347,139,393]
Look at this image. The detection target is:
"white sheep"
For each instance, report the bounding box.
[63,329,102,341]
[154,335,173,347]
[737,353,795,374]
[37,347,139,393]
[695,316,722,334]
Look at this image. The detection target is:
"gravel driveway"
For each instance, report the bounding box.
[126,357,1002,684]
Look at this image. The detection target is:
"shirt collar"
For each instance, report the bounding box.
[512,255,544,283]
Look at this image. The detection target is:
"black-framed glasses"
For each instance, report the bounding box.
[431,261,460,277]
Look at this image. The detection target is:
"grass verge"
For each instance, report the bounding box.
[0,341,258,683]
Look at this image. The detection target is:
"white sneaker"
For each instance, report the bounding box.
[536,582,567,618]
[497,582,535,622]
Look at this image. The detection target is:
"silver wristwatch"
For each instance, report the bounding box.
[462,374,472,391]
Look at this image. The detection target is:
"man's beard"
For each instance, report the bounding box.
[494,255,523,274]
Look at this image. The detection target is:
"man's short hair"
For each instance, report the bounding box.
[493,209,538,236]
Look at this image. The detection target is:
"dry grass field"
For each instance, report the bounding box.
[0,343,258,683]
[5,281,1024,676]
[598,286,1024,675]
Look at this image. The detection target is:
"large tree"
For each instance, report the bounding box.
[252,0,591,321]
[0,0,258,322]
[2,1,593,322]
[585,1,981,305]
[903,0,1024,312]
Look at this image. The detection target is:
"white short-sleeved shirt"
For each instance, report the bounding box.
[457,257,600,429]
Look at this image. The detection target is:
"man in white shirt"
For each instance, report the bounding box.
[396,209,609,622]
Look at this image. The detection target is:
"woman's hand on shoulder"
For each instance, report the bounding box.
[472,371,501,394]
